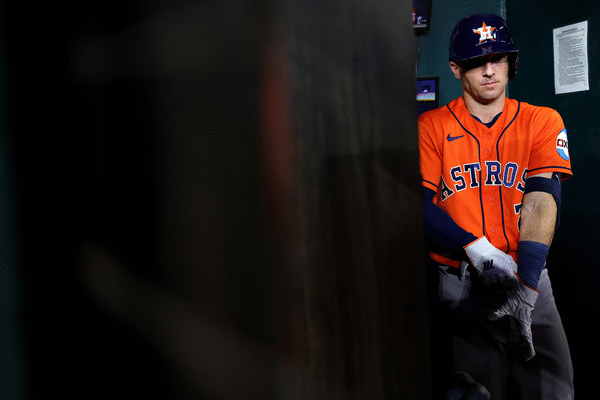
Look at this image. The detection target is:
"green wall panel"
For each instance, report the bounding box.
[0,18,24,400]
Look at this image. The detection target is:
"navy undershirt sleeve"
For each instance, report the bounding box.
[423,187,477,250]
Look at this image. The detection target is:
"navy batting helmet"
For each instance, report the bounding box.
[449,14,519,78]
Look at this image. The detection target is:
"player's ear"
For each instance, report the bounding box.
[449,61,462,80]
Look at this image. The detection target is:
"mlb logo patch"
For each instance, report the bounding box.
[556,129,569,160]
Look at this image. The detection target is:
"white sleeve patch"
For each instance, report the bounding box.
[556,129,569,161]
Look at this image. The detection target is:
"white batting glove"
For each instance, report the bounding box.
[463,237,517,284]
[488,274,539,361]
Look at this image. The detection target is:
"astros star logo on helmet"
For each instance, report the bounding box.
[473,22,496,43]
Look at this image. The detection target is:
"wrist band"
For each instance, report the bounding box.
[517,241,549,289]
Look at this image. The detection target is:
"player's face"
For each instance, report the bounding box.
[450,53,509,105]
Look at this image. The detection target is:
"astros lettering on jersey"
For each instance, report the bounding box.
[419,97,572,267]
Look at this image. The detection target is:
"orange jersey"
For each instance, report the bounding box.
[419,97,572,266]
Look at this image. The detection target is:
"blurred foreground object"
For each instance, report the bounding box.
[5,0,429,398]
[8,1,281,398]
[284,0,431,398]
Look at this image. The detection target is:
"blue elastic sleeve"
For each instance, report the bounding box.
[517,241,549,290]
[423,187,477,250]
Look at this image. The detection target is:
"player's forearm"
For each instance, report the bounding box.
[517,190,557,289]
[518,191,557,247]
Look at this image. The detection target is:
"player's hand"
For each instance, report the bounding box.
[488,273,539,361]
[463,237,517,284]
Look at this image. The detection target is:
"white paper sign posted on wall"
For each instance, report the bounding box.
[553,21,589,95]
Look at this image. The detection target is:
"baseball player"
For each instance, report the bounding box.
[418,14,574,399]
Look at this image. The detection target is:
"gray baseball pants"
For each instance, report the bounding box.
[430,265,574,400]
